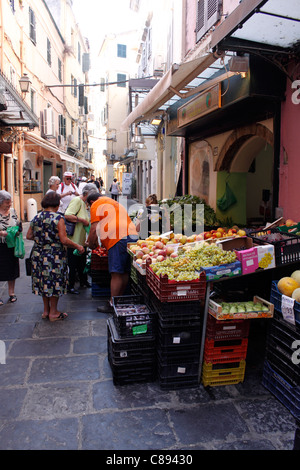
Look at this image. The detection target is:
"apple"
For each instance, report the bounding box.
[238,230,246,237]
[170,252,178,258]
[158,249,167,257]
[156,255,165,262]
[155,241,164,249]
[135,258,143,265]
[166,246,174,256]
[196,234,204,241]
[142,247,150,254]
[136,250,144,259]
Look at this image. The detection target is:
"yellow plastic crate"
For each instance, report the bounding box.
[202,360,246,387]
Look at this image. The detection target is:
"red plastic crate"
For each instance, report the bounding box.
[146,264,206,303]
[91,252,108,271]
[206,314,250,340]
[204,337,249,364]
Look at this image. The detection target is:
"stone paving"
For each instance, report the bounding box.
[0,229,298,451]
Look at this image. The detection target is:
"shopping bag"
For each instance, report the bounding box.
[6,226,19,248]
[14,233,25,259]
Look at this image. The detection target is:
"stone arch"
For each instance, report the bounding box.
[215,123,274,172]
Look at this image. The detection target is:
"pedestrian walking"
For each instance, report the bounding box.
[109,178,121,201]
[56,171,79,213]
[64,183,97,294]
[26,191,85,321]
[0,190,21,305]
[87,191,138,313]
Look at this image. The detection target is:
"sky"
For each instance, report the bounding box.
[72,0,142,53]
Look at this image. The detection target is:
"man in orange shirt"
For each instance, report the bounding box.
[87,193,138,313]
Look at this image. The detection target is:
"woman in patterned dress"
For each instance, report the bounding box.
[26,191,85,321]
[0,190,21,305]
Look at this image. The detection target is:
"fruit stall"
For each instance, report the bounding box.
[91,219,300,422]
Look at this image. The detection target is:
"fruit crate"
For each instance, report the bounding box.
[268,316,300,352]
[265,337,300,386]
[146,263,206,302]
[150,295,202,327]
[270,281,300,326]
[202,360,246,387]
[112,294,156,337]
[107,318,156,364]
[157,352,199,379]
[208,296,274,320]
[249,228,300,265]
[205,314,250,340]
[277,223,300,236]
[203,338,249,364]
[91,252,108,271]
[262,360,300,420]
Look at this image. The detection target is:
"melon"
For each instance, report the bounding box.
[291,270,300,285]
[277,277,300,297]
[292,288,300,302]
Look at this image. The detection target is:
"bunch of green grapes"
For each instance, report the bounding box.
[151,244,237,280]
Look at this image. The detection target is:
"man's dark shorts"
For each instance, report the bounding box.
[108,235,138,274]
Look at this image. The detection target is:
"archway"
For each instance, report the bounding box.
[215,124,274,225]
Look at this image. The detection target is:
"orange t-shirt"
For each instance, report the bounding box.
[90,197,137,251]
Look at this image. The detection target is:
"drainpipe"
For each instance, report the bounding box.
[17,134,24,220]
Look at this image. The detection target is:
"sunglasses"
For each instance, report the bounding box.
[65,177,72,180]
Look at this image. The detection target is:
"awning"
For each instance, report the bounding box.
[120,53,221,131]
[0,72,39,128]
[211,0,300,55]
[0,142,13,154]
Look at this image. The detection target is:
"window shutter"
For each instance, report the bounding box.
[78,84,84,107]
[196,0,221,42]
[82,53,90,72]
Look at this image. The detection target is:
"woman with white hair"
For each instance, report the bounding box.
[46,176,61,194]
[0,190,21,305]
[64,183,98,293]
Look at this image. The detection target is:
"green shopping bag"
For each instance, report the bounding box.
[14,233,25,259]
[6,226,19,248]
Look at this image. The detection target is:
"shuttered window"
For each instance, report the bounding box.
[196,0,222,42]
[29,7,36,45]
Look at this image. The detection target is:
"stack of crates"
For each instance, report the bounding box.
[91,248,111,297]
[151,295,203,390]
[107,294,157,386]
[262,281,300,420]
[202,314,250,387]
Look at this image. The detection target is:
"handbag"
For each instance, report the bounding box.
[25,248,33,276]
[65,219,76,236]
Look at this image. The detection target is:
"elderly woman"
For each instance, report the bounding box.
[26,191,85,321]
[46,176,61,194]
[64,183,98,294]
[0,190,20,305]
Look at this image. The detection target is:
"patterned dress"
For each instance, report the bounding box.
[30,211,68,297]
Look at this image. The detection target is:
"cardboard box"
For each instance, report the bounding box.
[200,260,242,281]
[208,296,274,320]
[235,244,275,274]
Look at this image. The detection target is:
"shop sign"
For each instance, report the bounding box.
[122,173,133,195]
[177,83,221,128]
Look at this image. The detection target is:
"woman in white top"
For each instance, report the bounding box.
[110,178,121,201]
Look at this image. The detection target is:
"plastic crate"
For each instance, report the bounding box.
[205,314,250,340]
[268,316,300,352]
[262,360,300,419]
[91,283,111,298]
[249,228,300,265]
[265,338,300,386]
[204,338,248,364]
[157,351,199,379]
[146,263,206,302]
[107,318,156,364]
[202,360,246,387]
[270,281,300,326]
[158,375,199,390]
[91,270,111,287]
[112,294,156,337]
[91,252,108,271]
[158,324,201,348]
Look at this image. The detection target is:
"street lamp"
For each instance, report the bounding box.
[19,74,32,94]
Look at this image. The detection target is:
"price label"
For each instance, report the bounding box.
[281,295,296,325]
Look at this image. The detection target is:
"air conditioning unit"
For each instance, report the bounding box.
[57,134,65,146]
[43,108,55,137]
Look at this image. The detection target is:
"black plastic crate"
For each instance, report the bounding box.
[150,295,202,318]
[158,374,199,390]
[157,352,199,379]
[91,270,111,287]
[262,360,300,420]
[109,360,157,386]
[270,282,300,327]
[249,228,300,265]
[265,341,299,387]
[157,324,201,348]
[107,318,156,365]
[268,316,300,351]
[112,294,156,337]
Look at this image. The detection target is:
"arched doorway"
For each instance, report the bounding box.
[215,124,274,225]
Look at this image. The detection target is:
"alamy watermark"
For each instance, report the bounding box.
[291,80,300,104]
[292,339,300,365]
[0,340,6,364]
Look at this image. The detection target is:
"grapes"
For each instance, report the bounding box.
[151,244,237,281]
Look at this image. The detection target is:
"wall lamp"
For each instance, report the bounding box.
[19,73,32,94]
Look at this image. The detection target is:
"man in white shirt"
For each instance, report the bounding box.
[56,171,79,213]
[77,176,88,195]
